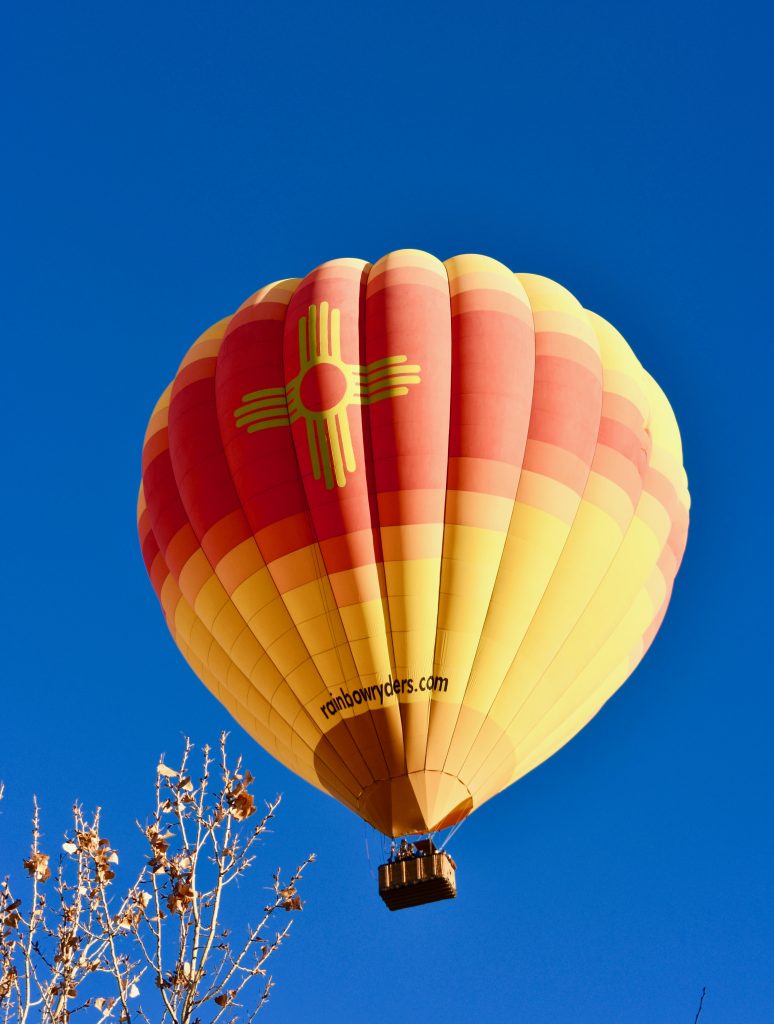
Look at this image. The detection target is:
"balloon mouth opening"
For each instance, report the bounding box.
[357,773,473,839]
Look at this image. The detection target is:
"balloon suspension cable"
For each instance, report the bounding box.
[362,822,377,879]
[437,814,467,852]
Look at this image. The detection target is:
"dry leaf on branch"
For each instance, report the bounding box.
[22,851,50,882]
[229,791,255,820]
[166,879,194,916]
[2,897,22,930]
[0,966,18,1001]
[280,895,302,911]
[146,824,172,873]
[226,781,256,821]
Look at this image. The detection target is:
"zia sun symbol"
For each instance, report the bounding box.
[233,302,421,489]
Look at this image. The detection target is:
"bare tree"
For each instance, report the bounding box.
[0,735,314,1023]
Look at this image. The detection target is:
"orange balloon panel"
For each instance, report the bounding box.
[138,251,690,837]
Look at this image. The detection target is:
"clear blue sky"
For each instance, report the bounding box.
[3,1,772,1021]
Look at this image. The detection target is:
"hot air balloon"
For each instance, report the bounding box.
[138,251,689,908]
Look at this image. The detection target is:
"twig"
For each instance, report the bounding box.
[694,986,707,1023]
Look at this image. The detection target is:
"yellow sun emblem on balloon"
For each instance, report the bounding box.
[233,302,421,489]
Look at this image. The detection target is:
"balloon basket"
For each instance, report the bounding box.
[378,838,457,911]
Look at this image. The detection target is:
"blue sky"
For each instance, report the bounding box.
[3,1,772,1021]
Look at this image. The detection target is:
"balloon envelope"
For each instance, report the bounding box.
[138,251,689,837]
